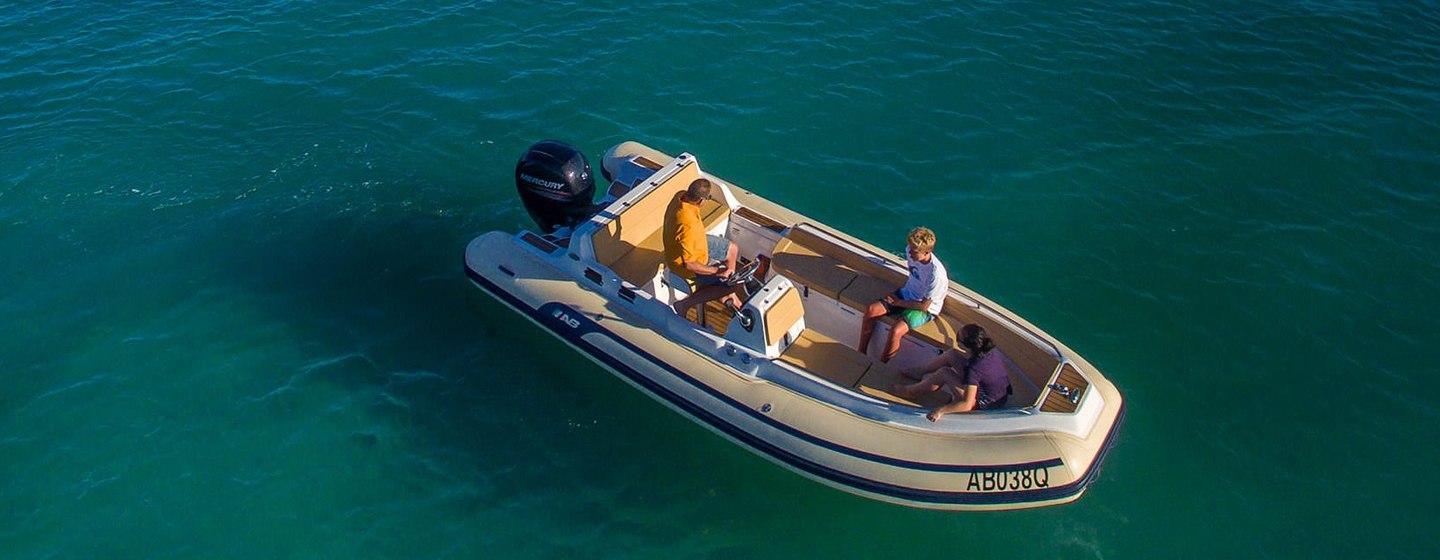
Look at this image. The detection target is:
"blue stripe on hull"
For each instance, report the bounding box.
[465,259,1124,507]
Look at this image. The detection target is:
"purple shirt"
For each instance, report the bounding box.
[962,351,1012,409]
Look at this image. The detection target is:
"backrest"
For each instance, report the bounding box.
[771,225,905,302]
[784,226,897,281]
[592,158,702,269]
[590,156,731,286]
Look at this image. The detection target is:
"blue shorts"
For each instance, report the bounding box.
[688,235,733,288]
[705,235,729,263]
[881,289,934,329]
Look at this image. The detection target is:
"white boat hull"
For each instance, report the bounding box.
[464,142,1125,510]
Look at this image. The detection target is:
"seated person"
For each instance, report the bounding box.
[857,226,948,362]
[892,324,1011,422]
[664,178,744,319]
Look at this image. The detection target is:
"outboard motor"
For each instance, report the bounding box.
[515,140,597,233]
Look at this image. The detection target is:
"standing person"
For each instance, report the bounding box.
[664,178,744,319]
[892,323,1012,421]
[857,226,948,362]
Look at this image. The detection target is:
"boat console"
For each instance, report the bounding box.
[720,275,806,359]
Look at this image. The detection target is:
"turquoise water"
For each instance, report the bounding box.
[3,1,1438,557]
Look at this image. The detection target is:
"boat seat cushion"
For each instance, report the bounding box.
[853,361,952,409]
[900,314,960,349]
[835,274,893,311]
[778,329,871,387]
[771,237,856,299]
[598,188,729,285]
[771,227,890,303]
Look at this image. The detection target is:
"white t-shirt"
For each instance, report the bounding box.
[899,254,947,316]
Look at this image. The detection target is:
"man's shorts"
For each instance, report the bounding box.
[880,289,935,330]
[705,235,729,263]
[688,235,733,288]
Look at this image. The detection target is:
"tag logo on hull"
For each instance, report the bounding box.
[551,308,581,329]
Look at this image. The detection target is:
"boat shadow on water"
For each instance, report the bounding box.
[209,199,795,515]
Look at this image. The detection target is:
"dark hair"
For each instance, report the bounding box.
[959,324,995,359]
[683,178,712,203]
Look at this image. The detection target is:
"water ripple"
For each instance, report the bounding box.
[5,1,1440,557]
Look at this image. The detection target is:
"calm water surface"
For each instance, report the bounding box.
[3,1,1438,558]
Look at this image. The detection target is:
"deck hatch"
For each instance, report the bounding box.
[1041,362,1089,413]
[736,206,787,232]
[521,232,558,253]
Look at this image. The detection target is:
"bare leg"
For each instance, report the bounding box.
[857,301,887,354]
[901,348,966,380]
[892,368,952,399]
[716,243,741,309]
[721,279,746,311]
[721,277,743,310]
[881,320,909,363]
[673,284,745,321]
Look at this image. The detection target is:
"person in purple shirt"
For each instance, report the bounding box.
[892,324,1012,421]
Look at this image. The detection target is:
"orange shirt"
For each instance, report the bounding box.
[663,192,707,278]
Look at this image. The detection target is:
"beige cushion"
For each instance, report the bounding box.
[853,361,953,408]
[771,237,856,299]
[778,329,871,387]
[593,160,729,285]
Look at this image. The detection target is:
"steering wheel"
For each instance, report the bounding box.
[723,259,762,287]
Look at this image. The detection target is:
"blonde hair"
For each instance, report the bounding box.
[908,227,936,252]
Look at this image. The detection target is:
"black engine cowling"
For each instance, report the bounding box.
[515,140,596,233]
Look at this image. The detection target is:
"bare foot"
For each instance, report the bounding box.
[891,383,921,399]
[926,399,965,422]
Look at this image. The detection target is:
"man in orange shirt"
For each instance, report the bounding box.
[664,178,744,320]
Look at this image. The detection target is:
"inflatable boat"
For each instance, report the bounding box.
[464,140,1124,510]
